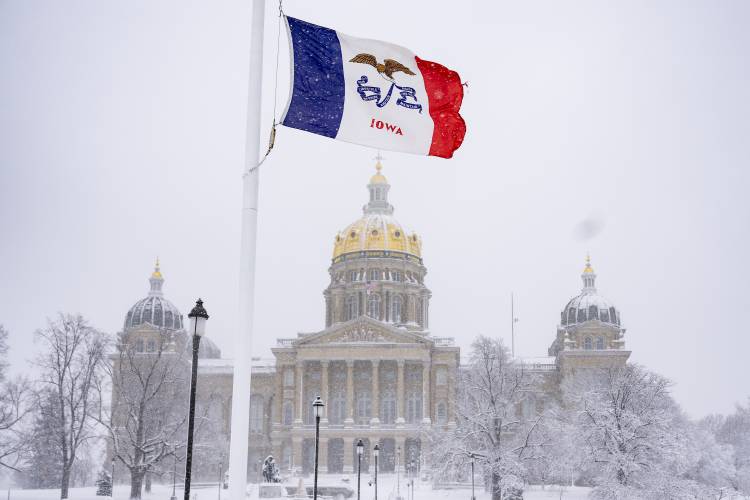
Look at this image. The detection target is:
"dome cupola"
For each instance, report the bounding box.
[560,256,621,327]
[332,160,421,262]
[124,259,184,331]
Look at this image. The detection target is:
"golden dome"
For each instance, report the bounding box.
[332,161,421,261]
[333,213,422,260]
[369,161,388,185]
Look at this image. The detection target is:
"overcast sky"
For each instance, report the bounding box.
[1,0,748,418]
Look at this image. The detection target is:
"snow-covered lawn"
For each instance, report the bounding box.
[5,475,591,500]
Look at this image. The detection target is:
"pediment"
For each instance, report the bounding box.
[295,317,431,346]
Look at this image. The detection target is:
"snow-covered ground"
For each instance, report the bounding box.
[5,475,591,500]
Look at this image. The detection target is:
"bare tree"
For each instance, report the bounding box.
[561,364,695,499]
[0,325,33,472]
[34,314,109,499]
[428,336,545,500]
[97,329,189,500]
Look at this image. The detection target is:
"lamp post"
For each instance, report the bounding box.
[373,444,380,500]
[312,396,325,500]
[470,453,476,500]
[183,298,209,500]
[356,439,364,500]
[171,451,177,500]
[110,457,115,498]
[218,461,222,500]
[408,460,415,500]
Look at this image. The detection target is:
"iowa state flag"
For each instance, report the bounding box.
[281,17,466,159]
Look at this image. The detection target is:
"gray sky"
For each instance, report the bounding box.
[1,0,748,418]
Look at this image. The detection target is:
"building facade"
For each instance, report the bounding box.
[111,161,631,484]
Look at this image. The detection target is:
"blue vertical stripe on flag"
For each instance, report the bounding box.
[282,17,346,139]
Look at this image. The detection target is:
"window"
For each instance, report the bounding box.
[249,395,264,432]
[589,305,599,320]
[391,271,402,282]
[356,392,371,424]
[380,389,396,424]
[367,293,381,319]
[406,392,422,423]
[284,368,295,387]
[282,401,294,425]
[391,295,403,323]
[345,295,358,321]
[330,392,346,425]
[584,337,593,350]
[568,308,576,324]
[600,309,610,323]
[596,337,605,350]
[135,339,144,353]
[435,367,447,386]
[436,402,447,424]
[146,339,156,353]
[368,269,382,281]
[349,270,359,282]
[610,307,619,325]
[577,308,587,323]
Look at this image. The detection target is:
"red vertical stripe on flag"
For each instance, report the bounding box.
[415,56,466,159]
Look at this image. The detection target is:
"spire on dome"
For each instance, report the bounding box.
[364,156,393,215]
[149,258,164,297]
[581,254,597,293]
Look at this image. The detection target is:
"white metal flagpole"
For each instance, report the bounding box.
[229,0,265,499]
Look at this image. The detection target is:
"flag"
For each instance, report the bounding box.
[281,16,466,159]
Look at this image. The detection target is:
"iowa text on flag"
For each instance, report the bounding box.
[281,17,466,159]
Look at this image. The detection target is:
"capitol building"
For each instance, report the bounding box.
[112,160,630,481]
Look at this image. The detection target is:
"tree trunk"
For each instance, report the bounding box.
[60,465,71,499]
[130,471,144,499]
[492,471,502,500]
[145,472,151,492]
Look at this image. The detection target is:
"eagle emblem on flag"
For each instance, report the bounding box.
[349,54,416,82]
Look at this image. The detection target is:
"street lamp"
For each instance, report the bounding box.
[356,439,364,500]
[184,298,209,500]
[396,446,401,498]
[171,450,177,500]
[312,396,325,500]
[408,460,415,500]
[470,453,476,500]
[110,457,115,498]
[373,444,380,500]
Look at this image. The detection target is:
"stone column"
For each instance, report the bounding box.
[396,360,405,427]
[422,361,431,424]
[343,437,354,473]
[320,360,329,426]
[318,436,329,474]
[370,359,380,426]
[345,360,355,427]
[295,361,304,424]
[273,366,284,429]
[292,437,303,475]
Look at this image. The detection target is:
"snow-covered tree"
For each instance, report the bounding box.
[714,399,750,495]
[98,329,188,499]
[0,324,32,472]
[428,336,546,500]
[34,314,109,499]
[561,364,698,499]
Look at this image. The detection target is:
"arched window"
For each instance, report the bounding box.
[436,402,447,424]
[165,310,173,329]
[600,309,610,323]
[282,401,294,426]
[610,307,619,325]
[368,269,381,281]
[596,337,605,350]
[249,395,264,433]
[577,308,587,323]
[356,392,371,424]
[568,308,576,324]
[391,271,402,282]
[349,270,358,282]
[367,293,381,319]
[391,295,403,323]
[345,295,358,321]
[380,389,396,424]
[589,305,599,320]
[406,392,422,423]
[135,339,144,353]
[584,337,593,350]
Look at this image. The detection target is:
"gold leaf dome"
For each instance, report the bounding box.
[332,161,422,261]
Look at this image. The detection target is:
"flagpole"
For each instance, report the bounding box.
[229,0,265,499]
